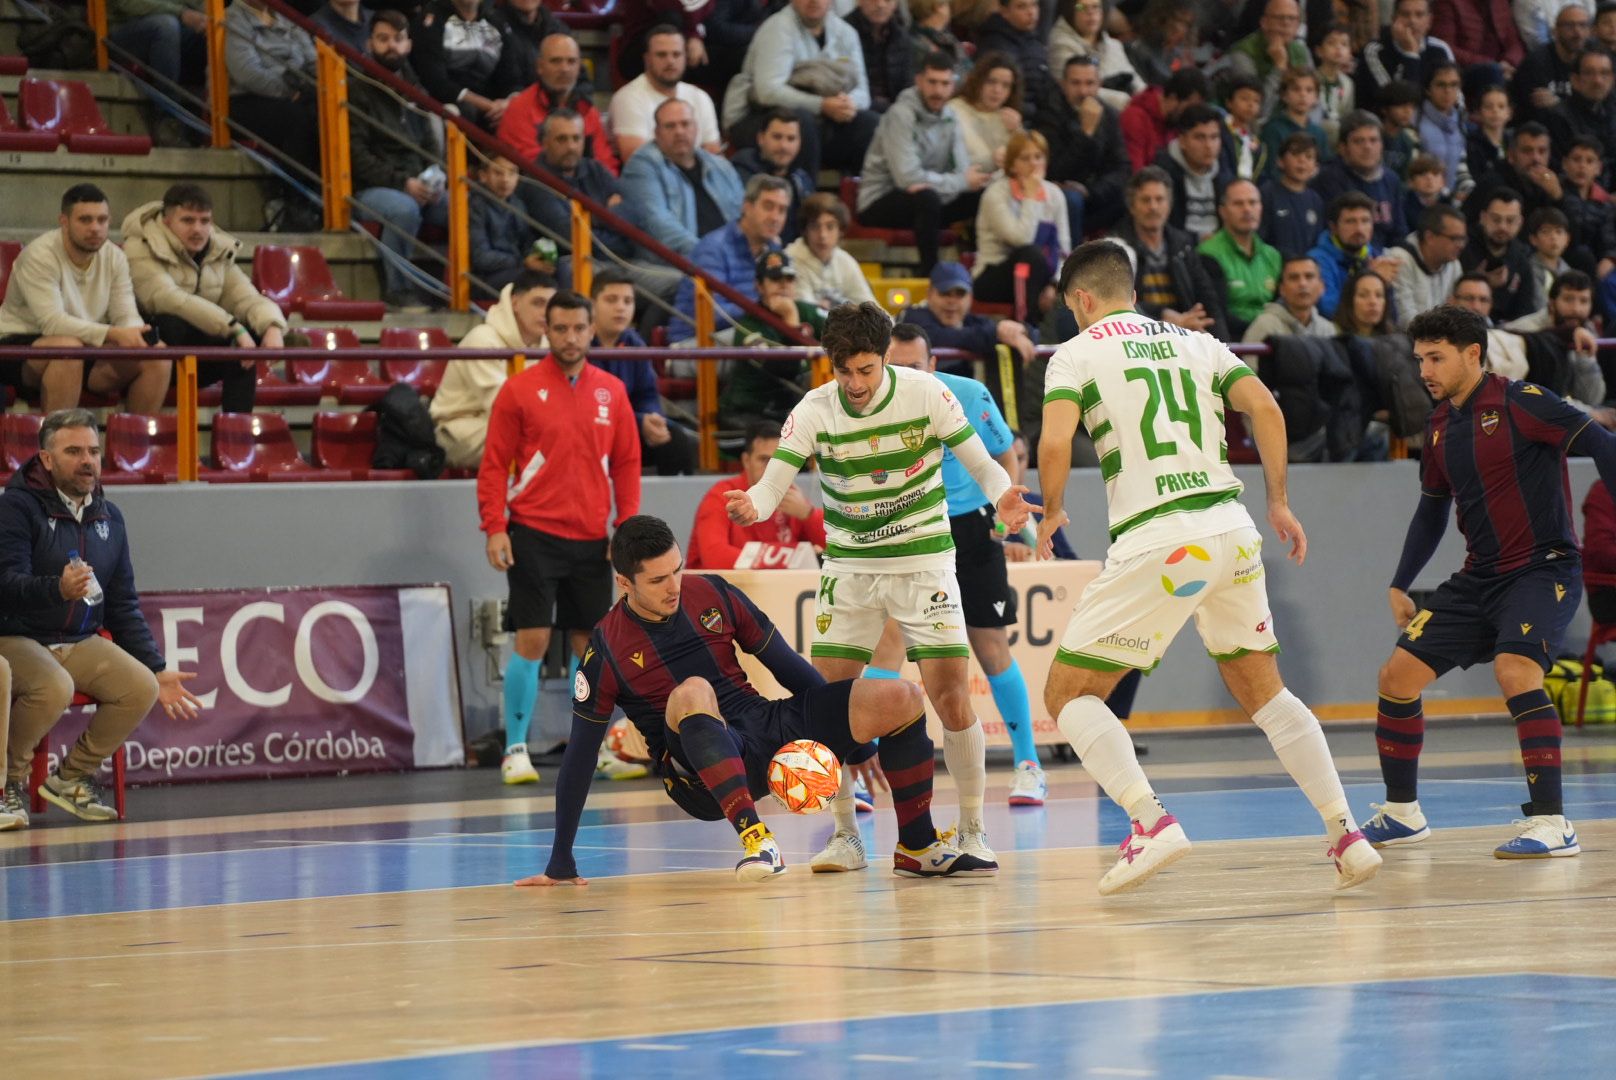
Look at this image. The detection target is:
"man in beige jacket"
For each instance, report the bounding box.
[123,182,289,414]
[430,270,556,468]
[0,184,167,414]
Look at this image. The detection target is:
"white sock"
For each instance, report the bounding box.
[1251,688,1355,840]
[1058,695,1163,827]
[943,720,986,825]
[829,764,857,834]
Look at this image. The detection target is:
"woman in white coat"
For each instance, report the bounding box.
[972,130,1071,312]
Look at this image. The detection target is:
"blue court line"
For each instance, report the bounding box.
[235,974,1616,1080]
[3,776,1613,921]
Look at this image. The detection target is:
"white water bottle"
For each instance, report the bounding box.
[67,550,103,607]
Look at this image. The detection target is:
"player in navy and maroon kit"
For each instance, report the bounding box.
[514,515,994,886]
[1367,304,1616,859]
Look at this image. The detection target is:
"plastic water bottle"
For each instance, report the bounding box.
[67,550,103,607]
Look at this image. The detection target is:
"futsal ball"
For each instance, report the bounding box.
[767,740,841,814]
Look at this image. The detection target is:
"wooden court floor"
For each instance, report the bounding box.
[3,736,1615,1079]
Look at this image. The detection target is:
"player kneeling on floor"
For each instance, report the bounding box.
[515,515,994,886]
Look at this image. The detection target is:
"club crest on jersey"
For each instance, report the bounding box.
[900,423,926,452]
[1481,410,1500,436]
[594,387,612,405]
[816,613,832,634]
[95,521,109,541]
[868,434,882,452]
[781,414,795,438]
[700,606,724,633]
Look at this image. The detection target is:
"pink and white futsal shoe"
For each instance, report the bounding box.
[1329,830,1383,890]
[1098,814,1192,895]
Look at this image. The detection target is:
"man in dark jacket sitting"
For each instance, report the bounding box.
[1036,55,1131,238]
[1108,166,1231,341]
[0,409,200,825]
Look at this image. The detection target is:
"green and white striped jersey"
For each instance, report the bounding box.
[1044,311,1257,559]
[764,364,995,574]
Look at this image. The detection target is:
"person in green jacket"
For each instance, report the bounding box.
[721,250,827,426]
[1197,178,1283,337]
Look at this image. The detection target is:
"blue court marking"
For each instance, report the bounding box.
[4,775,1614,921]
[241,974,1616,1080]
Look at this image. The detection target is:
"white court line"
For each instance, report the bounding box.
[853,1053,920,1062]
[735,1048,804,1056]
[969,1061,1036,1071]
[621,1043,689,1051]
[1089,1069,1157,1077]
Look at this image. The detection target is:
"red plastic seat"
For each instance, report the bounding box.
[205,412,337,482]
[0,55,27,76]
[102,413,177,483]
[0,95,59,153]
[310,411,414,480]
[287,328,389,402]
[1,412,41,471]
[251,244,386,322]
[378,327,451,395]
[0,239,24,302]
[30,709,127,820]
[1224,411,1260,465]
[20,78,153,155]
[839,177,956,248]
[549,0,619,30]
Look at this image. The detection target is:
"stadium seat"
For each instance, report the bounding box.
[0,94,60,153]
[839,177,956,248]
[310,411,414,480]
[0,239,24,302]
[288,328,389,402]
[1224,410,1260,465]
[1,411,41,472]
[20,78,153,155]
[206,412,337,482]
[252,245,386,322]
[0,55,27,76]
[651,356,695,401]
[103,413,178,483]
[378,327,451,396]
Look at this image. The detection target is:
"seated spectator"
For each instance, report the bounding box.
[468,155,539,296]
[848,0,914,113]
[909,0,970,77]
[1547,47,1616,184]
[311,0,373,53]
[1467,84,1512,183]
[620,98,746,259]
[1312,110,1408,247]
[974,131,1071,310]
[687,420,827,570]
[433,269,556,467]
[673,175,793,340]
[858,54,992,275]
[1418,61,1472,197]
[1259,132,1325,256]
[1332,269,1395,335]
[1158,104,1233,242]
[1219,73,1267,181]
[721,0,880,176]
[1450,269,1495,322]
[1503,269,1608,411]
[1038,55,1132,237]
[723,251,825,422]
[786,193,878,309]
[1121,67,1209,172]
[608,23,723,163]
[1377,79,1423,179]
[1243,254,1337,341]
[109,0,207,112]
[1225,0,1310,105]
[731,110,815,243]
[949,52,1025,174]
[351,11,449,309]
[225,0,319,174]
[702,0,786,92]
[1109,165,1231,337]
[1125,0,1200,89]
[1600,0,1616,53]
[1461,186,1540,321]
[613,0,714,86]
[490,0,566,84]
[589,270,697,475]
[901,260,1035,375]
[1525,206,1576,300]
[410,0,520,126]
[1260,67,1328,179]
[122,182,287,416]
[975,0,1052,124]
[0,409,197,824]
[1310,21,1356,147]
[1562,136,1616,275]
[1431,0,1524,89]
[1307,190,1401,318]
[1403,152,1452,230]
[1048,0,1144,112]
[498,32,619,174]
[1465,122,1572,232]
[1384,203,1468,328]
[1513,4,1588,121]
[0,185,167,415]
[1357,0,1456,112]
[1198,178,1280,337]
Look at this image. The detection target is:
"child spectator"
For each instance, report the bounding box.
[1258,132,1325,256]
[468,155,540,298]
[1418,60,1472,198]
[1378,79,1424,179]
[1403,153,1451,232]
[1467,84,1511,184]
[1525,206,1575,301]
[1310,22,1356,148]
[785,193,877,310]
[1562,136,1616,276]
[1260,67,1328,179]
[1220,72,1267,180]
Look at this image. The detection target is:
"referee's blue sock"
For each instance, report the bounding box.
[988,660,1037,765]
[503,653,541,752]
[862,666,902,680]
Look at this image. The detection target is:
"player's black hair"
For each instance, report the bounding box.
[889,322,932,354]
[1407,304,1489,363]
[545,289,593,321]
[821,301,893,367]
[610,515,678,578]
[1058,239,1135,299]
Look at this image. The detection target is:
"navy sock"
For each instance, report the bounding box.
[1375,694,1424,804]
[678,713,761,835]
[1508,689,1563,816]
[877,712,937,850]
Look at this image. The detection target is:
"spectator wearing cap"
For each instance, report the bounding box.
[1311,110,1409,248]
[1120,68,1210,173]
[671,174,792,341]
[619,98,746,259]
[721,251,825,426]
[1358,0,1457,112]
[786,193,878,310]
[589,270,697,476]
[607,23,723,163]
[899,261,1035,376]
[1197,178,1281,338]
[731,110,816,243]
[1383,203,1468,328]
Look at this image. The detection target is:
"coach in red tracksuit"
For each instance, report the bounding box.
[687,420,826,569]
[478,290,641,780]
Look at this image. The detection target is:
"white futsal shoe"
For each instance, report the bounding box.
[1329,830,1383,890]
[1495,815,1580,859]
[502,744,539,785]
[1008,760,1048,806]
[810,829,869,872]
[1361,801,1431,847]
[953,819,1000,874]
[736,823,788,882]
[1098,814,1191,895]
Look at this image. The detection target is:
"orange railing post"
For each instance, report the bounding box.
[508,352,526,379]
[570,202,592,297]
[446,124,470,312]
[316,41,352,232]
[178,356,199,482]
[87,0,109,70]
[694,280,718,472]
[206,0,229,147]
[810,354,831,387]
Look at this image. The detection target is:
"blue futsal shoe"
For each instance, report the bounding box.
[1495,815,1580,859]
[1361,802,1431,848]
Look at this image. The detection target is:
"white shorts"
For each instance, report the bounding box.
[811,567,969,663]
[1056,525,1279,672]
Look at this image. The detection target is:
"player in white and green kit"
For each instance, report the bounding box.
[728,302,1034,874]
[1037,241,1381,895]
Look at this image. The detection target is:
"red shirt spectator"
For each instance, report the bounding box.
[1431,0,1525,71]
[495,32,621,174]
[687,424,826,568]
[1120,70,1207,173]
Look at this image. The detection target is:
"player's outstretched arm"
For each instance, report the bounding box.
[1036,398,1082,559]
[951,431,1032,530]
[1226,374,1306,565]
[515,714,608,888]
[726,452,802,525]
[1569,417,1616,502]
